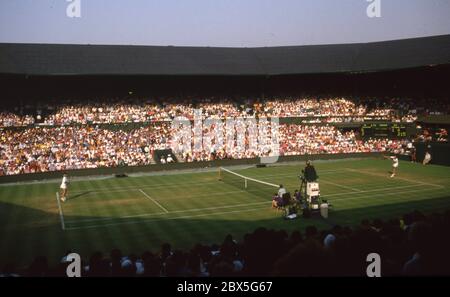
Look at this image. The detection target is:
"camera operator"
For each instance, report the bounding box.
[303,160,318,182]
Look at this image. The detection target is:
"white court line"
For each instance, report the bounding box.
[139,189,169,213]
[67,200,270,224]
[169,200,269,214]
[69,180,221,195]
[65,206,269,231]
[319,179,363,192]
[345,168,445,188]
[68,170,346,195]
[68,187,267,200]
[330,186,447,203]
[322,183,431,198]
[55,192,66,231]
[71,211,168,224]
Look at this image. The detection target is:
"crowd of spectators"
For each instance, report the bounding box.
[2,209,449,277]
[3,95,448,127]
[415,127,448,143]
[0,123,400,175]
[279,124,400,156]
[0,124,170,175]
[2,95,447,176]
[0,112,34,127]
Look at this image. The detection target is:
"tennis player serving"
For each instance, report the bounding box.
[60,173,69,202]
[384,154,399,178]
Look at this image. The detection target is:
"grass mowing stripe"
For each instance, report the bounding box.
[75,178,105,259]
[118,177,153,256]
[322,169,414,190]
[65,168,324,195]
[332,187,448,210]
[100,178,132,252]
[0,185,21,265]
[42,184,64,267]
[321,183,431,199]
[332,185,441,202]
[167,173,205,251]
[67,200,270,225]
[68,178,222,195]
[312,178,363,192]
[66,204,270,230]
[75,187,267,202]
[21,183,41,267]
[335,185,445,212]
[345,168,445,188]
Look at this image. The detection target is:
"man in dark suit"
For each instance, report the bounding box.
[303,160,318,182]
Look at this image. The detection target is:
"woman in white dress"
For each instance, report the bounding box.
[60,173,69,202]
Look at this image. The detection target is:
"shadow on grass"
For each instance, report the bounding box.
[66,191,93,201]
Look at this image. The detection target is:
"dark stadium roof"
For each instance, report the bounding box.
[1,35,450,76]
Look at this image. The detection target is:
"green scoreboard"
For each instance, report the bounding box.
[361,123,407,138]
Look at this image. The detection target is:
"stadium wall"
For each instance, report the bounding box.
[0,152,381,184]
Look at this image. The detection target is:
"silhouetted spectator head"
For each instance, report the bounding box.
[186,250,201,277]
[305,225,318,239]
[323,234,336,249]
[211,260,234,277]
[160,243,172,261]
[290,230,303,244]
[27,256,48,277]
[372,218,383,230]
[88,251,109,276]
[274,241,331,276]
[408,222,432,256]
[121,259,135,277]
[361,219,370,229]
[1,263,19,277]
[142,251,161,277]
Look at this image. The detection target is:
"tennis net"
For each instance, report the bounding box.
[218,167,280,197]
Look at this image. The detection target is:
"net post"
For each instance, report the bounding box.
[245,178,247,189]
[218,167,222,181]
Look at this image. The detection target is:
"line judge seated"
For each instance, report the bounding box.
[272,185,287,209]
[272,193,283,209]
[278,184,287,198]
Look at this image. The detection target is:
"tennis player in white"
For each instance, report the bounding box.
[384,155,399,178]
[60,173,69,202]
[423,151,432,165]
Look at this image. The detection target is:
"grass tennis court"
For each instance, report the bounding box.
[1,158,450,268]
